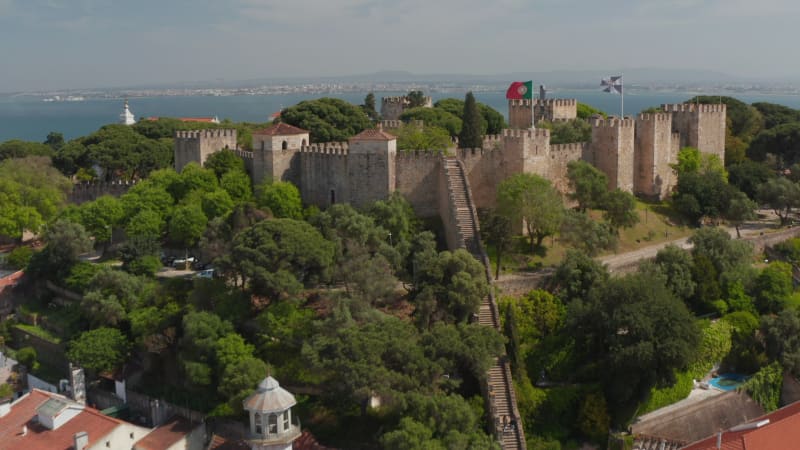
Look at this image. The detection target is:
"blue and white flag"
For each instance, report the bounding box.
[601,76,623,94]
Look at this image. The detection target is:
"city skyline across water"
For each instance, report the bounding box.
[3,89,800,143]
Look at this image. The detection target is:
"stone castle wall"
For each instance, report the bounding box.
[590,117,636,192]
[396,152,442,217]
[174,129,237,172]
[663,103,726,161]
[171,100,726,218]
[535,98,578,123]
[635,113,676,199]
[68,180,139,204]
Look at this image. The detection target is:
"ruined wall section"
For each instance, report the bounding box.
[635,113,675,199]
[663,103,726,162]
[549,142,589,194]
[173,129,237,172]
[396,152,442,217]
[590,117,635,192]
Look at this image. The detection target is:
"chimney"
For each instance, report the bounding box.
[716,430,723,449]
[74,431,89,450]
[21,425,27,436]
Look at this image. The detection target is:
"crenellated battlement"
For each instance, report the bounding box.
[550,142,589,154]
[502,128,550,139]
[662,103,727,113]
[508,99,534,108]
[382,96,406,104]
[380,120,404,129]
[637,112,672,122]
[536,98,577,107]
[233,149,253,160]
[175,129,237,139]
[72,180,140,190]
[592,116,635,128]
[397,150,445,159]
[300,142,349,155]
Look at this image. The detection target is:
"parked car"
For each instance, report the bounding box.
[172,257,195,268]
[196,269,215,279]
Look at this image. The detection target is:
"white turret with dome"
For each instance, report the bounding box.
[119,99,135,125]
[242,376,301,450]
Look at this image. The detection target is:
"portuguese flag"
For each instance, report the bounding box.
[506,81,533,100]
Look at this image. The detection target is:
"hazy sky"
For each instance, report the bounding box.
[1,0,797,91]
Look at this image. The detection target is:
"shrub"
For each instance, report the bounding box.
[16,346,38,371]
[4,246,33,270]
[742,362,783,412]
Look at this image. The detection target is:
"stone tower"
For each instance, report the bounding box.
[242,376,301,450]
[508,99,534,129]
[345,127,398,207]
[380,95,433,120]
[663,103,727,162]
[534,99,578,123]
[634,113,679,199]
[173,129,237,172]
[251,123,308,186]
[590,116,636,192]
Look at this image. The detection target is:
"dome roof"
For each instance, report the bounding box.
[242,376,296,414]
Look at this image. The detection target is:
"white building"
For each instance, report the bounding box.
[120,100,135,125]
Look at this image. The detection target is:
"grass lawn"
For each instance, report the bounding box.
[15,324,62,344]
[487,200,693,274]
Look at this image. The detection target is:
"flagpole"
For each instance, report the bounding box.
[621,73,624,118]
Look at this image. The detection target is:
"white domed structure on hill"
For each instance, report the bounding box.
[242,376,301,450]
[119,99,135,125]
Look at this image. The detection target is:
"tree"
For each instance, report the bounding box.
[0,139,53,161]
[255,181,303,219]
[567,161,608,212]
[763,309,800,376]
[220,170,252,203]
[458,92,483,149]
[363,92,378,119]
[204,150,246,179]
[479,209,512,280]
[413,249,489,327]
[279,98,372,143]
[724,190,757,237]
[577,103,607,120]
[220,219,334,299]
[752,102,800,129]
[433,98,506,135]
[550,250,609,303]
[169,202,208,248]
[400,107,462,137]
[497,173,564,251]
[690,227,753,281]
[568,271,699,412]
[181,311,234,363]
[653,245,696,301]
[393,123,452,152]
[219,357,268,407]
[406,90,427,108]
[559,210,617,256]
[540,119,592,144]
[602,189,639,233]
[0,156,70,238]
[42,219,93,269]
[757,177,800,225]
[199,189,235,220]
[75,195,125,244]
[728,161,775,200]
[754,262,794,313]
[67,328,130,373]
[748,122,800,167]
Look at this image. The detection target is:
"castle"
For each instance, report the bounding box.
[173,97,726,217]
[380,94,433,120]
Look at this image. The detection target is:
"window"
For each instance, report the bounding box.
[268,413,278,434]
[281,140,288,150]
[302,139,307,147]
[254,412,262,434]
[330,189,336,205]
[283,411,290,431]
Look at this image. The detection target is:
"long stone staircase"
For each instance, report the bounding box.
[442,157,526,450]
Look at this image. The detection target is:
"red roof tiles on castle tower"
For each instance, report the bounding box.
[254,122,309,136]
[350,128,396,141]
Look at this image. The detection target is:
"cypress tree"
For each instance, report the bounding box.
[364,92,377,119]
[459,92,483,148]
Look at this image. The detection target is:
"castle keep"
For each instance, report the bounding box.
[174,98,726,215]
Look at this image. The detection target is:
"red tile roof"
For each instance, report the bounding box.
[254,123,308,136]
[683,400,800,450]
[349,128,396,141]
[0,390,121,450]
[133,415,197,450]
[207,430,335,450]
[143,117,218,123]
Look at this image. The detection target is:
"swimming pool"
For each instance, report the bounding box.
[709,373,749,391]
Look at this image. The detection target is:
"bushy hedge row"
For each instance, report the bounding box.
[742,362,783,412]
